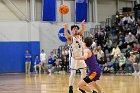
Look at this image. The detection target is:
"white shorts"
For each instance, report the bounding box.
[69,57,86,70]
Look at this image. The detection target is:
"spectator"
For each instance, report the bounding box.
[125,57,133,74]
[127,32,136,46]
[104,39,112,53]
[128,52,136,75]
[97,46,105,64]
[133,43,139,53]
[125,44,133,58]
[61,48,69,72]
[25,49,32,74]
[34,55,41,74]
[118,53,126,74]
[135,53,140,75]
[40,49,47,73]
[91,39,97,49]
[111,45,121,57]
[93,47,98,58]
[111,55,119,74]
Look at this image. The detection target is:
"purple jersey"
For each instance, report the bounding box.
[84,49,101,81]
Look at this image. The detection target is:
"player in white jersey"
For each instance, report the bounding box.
[64,20,87,93]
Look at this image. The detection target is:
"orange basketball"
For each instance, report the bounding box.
[59,4,69,15]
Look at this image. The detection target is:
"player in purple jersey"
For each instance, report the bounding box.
[74,37,104,93]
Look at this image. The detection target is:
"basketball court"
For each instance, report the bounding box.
[0,0,140,93]
[0,73,140,93]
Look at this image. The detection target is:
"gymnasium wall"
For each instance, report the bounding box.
[97,0,132,22]
[0,22,40,73]
[0,0,132,22]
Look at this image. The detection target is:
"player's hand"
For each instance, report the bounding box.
[81,20,85,26]
[75,36,82,43]
[64,23,68,29]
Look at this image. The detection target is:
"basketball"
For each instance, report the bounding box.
[59,4,69,15]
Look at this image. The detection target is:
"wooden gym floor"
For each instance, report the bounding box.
[0,73,140,93]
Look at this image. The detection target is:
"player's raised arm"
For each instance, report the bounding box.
[64,23,72,44]
[78,20,85,36]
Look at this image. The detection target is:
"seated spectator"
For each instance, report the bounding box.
[121,14,135,25]
[128,52,137,75]
[47,56,60,73]
[118,53,126,74]
[125,55,133,74]
[97,46,106,64]
[136,53,140,74]
[93,47,98,58]
[133,43,139,53]
[111,45,121,58]
[127,32,136,46]
[103,63,110,73]
[34,55,41,74]
[125,44,133,58]
[91,39,97,49]
[104,39,112,53]
[136,33,140,44]
[111,55,119,74]
[61,48,69,72]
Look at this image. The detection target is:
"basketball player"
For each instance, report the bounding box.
[73,37,103,93]
[64,20,87,93]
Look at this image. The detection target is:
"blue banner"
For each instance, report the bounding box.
[42,0,56,21]
[76,0,88,22]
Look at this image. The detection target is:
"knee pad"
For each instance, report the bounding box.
[83,76,92,84]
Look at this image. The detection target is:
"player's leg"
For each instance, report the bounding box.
[69,58,77,93]
[80,68,87,79]
[78,76,97,93]
[88,71,103,93]
[78,68,87,93]
[77,60,87,79]
[69,69,76,93]
[78,79,92,92]
[90,81,102,93]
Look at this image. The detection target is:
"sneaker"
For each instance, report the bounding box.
[79,88,86,93]
[93,90,97,93]
[137,71,140,75]
[132,71,137,75]
[69,86,73,93]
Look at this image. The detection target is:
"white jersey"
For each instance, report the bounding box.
[69,35,86,69]
[69,35,83,57]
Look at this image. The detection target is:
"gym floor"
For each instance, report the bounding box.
[0,73,140,93]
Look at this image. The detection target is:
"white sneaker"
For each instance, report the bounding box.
[132,71,137,75]
[137,71,140,75]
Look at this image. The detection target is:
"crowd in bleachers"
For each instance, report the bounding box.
[88,10,140,75]
[28,4,140,75]
[44,10,140,75]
